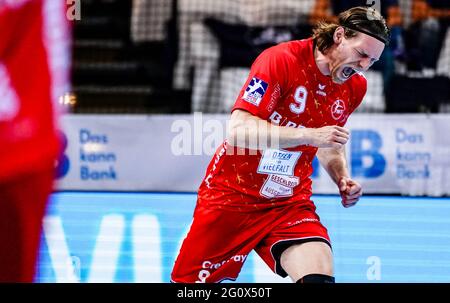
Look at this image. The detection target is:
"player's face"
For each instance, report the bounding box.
[329,28,385,84]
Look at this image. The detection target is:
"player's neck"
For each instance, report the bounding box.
[314,46,331,76]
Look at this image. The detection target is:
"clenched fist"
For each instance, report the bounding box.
[302,126,350,149]
[338,177,362,208]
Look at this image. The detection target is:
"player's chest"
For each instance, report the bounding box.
[269,77,352,128]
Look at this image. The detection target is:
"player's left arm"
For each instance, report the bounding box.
[316,146,362,208]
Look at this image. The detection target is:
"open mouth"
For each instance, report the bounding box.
[342,66,355,79]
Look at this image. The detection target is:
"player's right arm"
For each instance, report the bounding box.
[227,43,349,150]
[227,109,350,150]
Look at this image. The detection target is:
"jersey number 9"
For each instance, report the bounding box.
[290,86,307,115]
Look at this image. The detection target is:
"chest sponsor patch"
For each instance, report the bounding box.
[260,174,300,199]
[242,77,268,106]
[257,149,301,176]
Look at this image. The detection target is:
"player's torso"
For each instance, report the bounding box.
[199,40,359,209]
[269,41,354,130]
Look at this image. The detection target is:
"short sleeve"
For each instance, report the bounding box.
[337,74,367,127]
[349,74,367,113]
[231,45,289,120]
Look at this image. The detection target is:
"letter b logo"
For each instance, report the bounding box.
[55,131,70,179]
[351,130,386,178]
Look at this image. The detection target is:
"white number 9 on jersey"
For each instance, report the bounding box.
[289,86,307,114]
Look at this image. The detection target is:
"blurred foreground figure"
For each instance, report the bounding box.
[0,0,71,282]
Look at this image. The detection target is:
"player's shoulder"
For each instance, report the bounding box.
[255,40,310,76]
[345,72,368,110]
[352,71,367,84]
[258,39,309,61]
[347,71,367,93]
[267,39,311,58]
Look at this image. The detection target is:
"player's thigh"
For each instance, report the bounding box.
[255,203,332,279]
[280,241,333,281]
[171,203,268,283]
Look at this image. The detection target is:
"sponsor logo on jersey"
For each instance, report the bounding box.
[316,83,326,96]
[286,218,319,226]
[242,77,268,106]
[268,111,305,129]
[257,149,301,176]
[260,174,300,199]
[268,83,280,112]
[204,141,227,188]
[331,99,346,120]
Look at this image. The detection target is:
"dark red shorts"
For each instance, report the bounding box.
[171,199,331,283]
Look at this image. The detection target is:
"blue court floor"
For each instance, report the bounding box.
[36,192,450,283]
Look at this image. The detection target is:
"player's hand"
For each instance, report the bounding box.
[339,177,362,208]
[302,126,350,149]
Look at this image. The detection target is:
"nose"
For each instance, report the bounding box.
[358,57,373,71]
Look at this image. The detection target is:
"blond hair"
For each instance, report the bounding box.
[312,6,390,53]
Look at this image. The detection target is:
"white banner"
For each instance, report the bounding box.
[56,114,450,196]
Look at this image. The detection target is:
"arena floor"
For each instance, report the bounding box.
[35,192,450,283]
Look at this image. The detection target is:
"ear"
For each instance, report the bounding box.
[333,26,345,44]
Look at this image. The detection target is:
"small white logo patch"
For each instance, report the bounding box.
[242,77,268,106]
[331,99,346,120]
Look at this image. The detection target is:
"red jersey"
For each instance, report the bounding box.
[198,38,366,210]
[0,0,71,181]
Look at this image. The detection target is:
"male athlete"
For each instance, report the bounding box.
[172,6,389,283]
[0,0,70,282]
